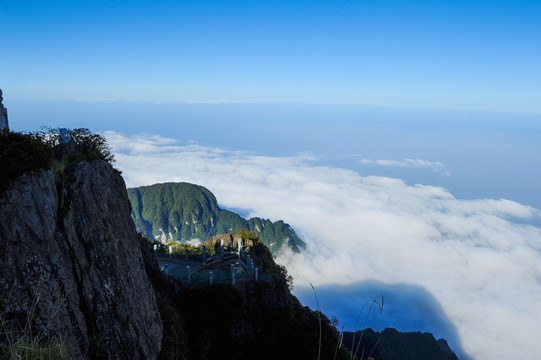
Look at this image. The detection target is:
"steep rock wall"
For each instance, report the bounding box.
[0,160,162,359]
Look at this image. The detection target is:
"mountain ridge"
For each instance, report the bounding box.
[127,182,305,253]
[342,328,458,360]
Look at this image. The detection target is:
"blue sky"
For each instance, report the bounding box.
[2,0,540,111]
[2,1,541,359]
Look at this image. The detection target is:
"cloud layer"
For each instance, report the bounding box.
[360,157,452,177]
[107,132,541,360]
[361,157,444,168]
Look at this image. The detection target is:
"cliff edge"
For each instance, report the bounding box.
[0,160,162,359]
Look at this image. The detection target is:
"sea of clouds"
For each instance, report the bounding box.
[106,131,541,360]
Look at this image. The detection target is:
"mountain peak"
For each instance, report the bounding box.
[127,182,305,253]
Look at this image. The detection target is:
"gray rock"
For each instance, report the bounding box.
[0,89,8,130]
[0,161,162,359]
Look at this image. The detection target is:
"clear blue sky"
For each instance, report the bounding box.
[1,0,540,112]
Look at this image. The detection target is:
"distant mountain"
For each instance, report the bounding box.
[127,182,305,253]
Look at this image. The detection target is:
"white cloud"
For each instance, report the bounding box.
[361,157,446,171]
[184,99,233,104]
[187,238,202,246]
[107,132,541,360]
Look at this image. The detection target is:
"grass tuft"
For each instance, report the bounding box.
[310,283,322,360]
[0,281,71,360]
[350,295,384,360]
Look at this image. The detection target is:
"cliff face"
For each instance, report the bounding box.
[0,160,162,359]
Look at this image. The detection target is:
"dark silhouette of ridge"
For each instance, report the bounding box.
[294,280,472,360]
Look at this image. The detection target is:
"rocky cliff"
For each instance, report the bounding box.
[0,160,162,359]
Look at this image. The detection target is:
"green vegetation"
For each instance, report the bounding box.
[127,182,305,253]
[0,293,71,360]
[236,229,259,241]
[253,239,293,288]
[0,129,54,193]
[0,128,114,194]
[1,339,70,360]
[45,127,115,177]
[165,241,216,260]
[234,229,294,289]
[43,127,114,164]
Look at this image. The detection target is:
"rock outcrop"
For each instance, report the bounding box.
[0,160,162,359]
[0,89,8,130]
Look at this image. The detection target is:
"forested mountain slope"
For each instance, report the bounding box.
[127,182,305,253]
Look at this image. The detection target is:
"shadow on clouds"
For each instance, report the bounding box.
[294,280,473,360]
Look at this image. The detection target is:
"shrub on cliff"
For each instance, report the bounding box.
[0,128,116,194]
[44,127,114,164]
[236,229,295,289]
[0,129,54,193]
